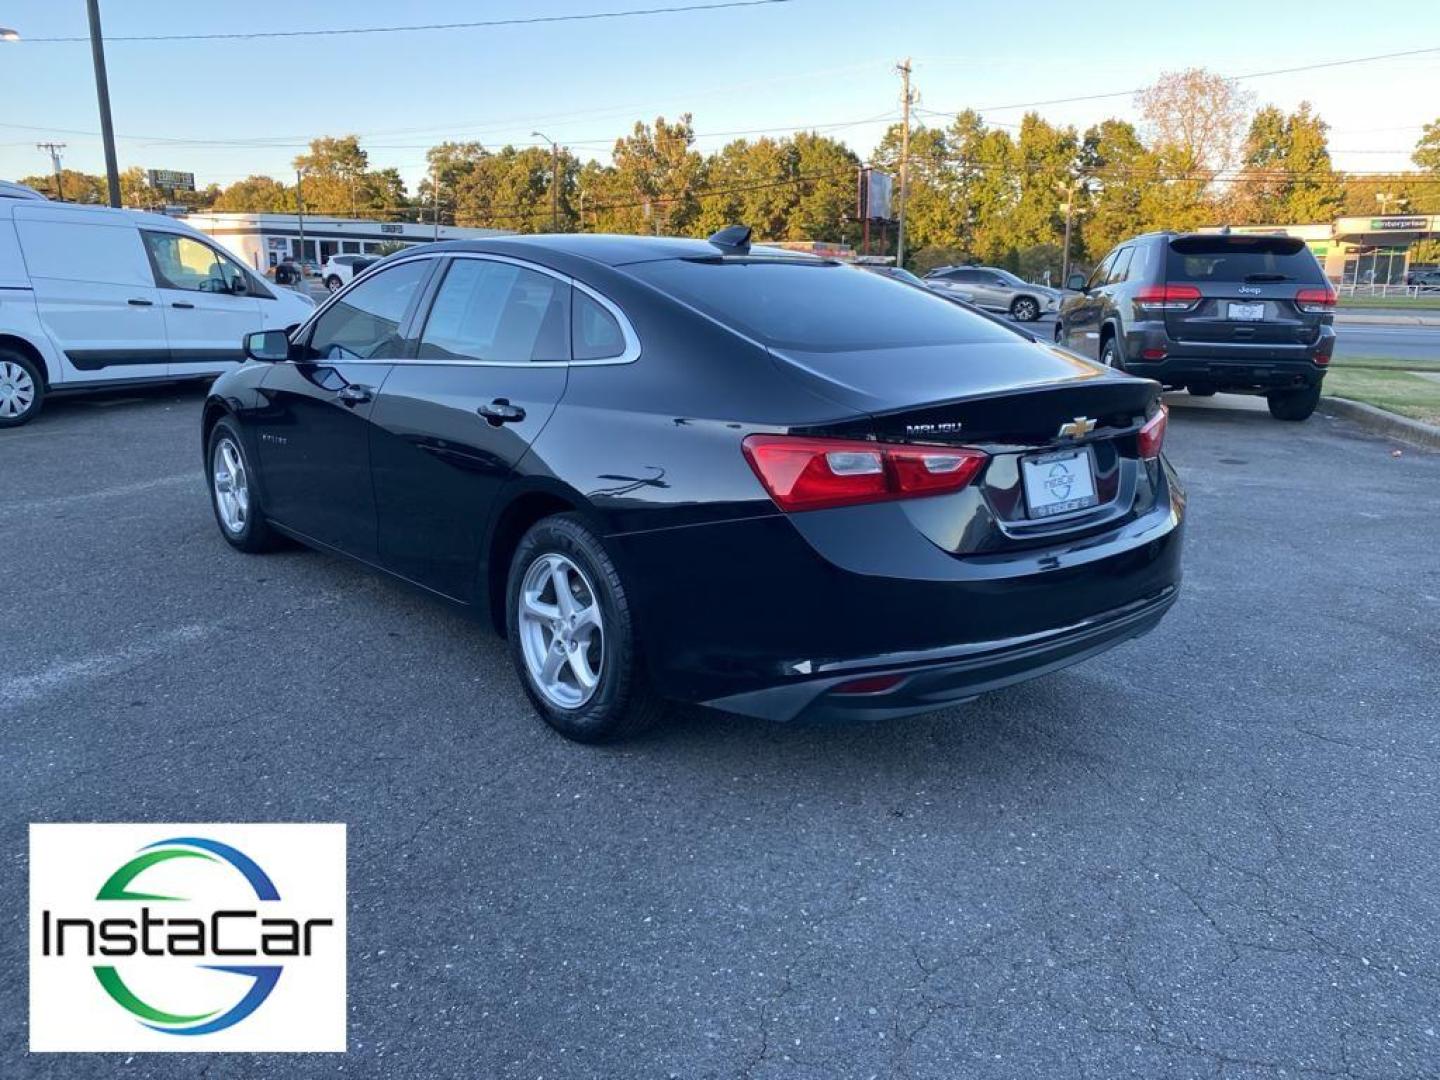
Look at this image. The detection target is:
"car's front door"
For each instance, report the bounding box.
[140,230,262,377]
[253,257,436,562]
[1061,249,1120,357]
[368,255,576,599]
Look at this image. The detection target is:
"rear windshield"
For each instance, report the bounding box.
[626,259,1020,352]
[1166,235,1325,284]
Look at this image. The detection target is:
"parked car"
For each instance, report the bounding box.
[924,265,1061,321]
[1055,231,1336,421]
[1405,269,1440,291]
[202,228,1183,743]
[321,253,377,293]
[0,199,314,426]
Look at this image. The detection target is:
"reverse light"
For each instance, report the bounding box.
[1135,284,1202,311]
[742,435,988,512]
[1137,405,1167,460]
[1295,285,1337,313]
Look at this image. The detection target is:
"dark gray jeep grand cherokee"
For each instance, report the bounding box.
[1056,232,1336,420]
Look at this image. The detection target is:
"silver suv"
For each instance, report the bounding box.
[923,265,1060,322]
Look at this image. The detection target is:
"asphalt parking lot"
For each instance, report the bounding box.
[3,385,1438,1079]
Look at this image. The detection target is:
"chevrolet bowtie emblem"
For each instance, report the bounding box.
[1057,416,1097,439]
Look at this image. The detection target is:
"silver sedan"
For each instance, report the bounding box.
[922,265,1061,321]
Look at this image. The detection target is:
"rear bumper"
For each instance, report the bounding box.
[705,584,1178,722]
[610,465,1184,719]
[1125,323,1333,392]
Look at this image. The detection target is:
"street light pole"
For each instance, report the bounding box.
[532,131,560,232]
[85,0,121,207]
[1058,176,1079,283]
[37,143,67,202]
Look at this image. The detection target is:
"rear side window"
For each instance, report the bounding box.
[1166,235,1325,284]
[627,259,1018,352]
[572,290,626,361]
[14,218,153,287]
[418,259,569,363]
[307,258,431,361]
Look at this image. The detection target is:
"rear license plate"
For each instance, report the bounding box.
[1021,448,1098,518]
[1227,301,1265,321]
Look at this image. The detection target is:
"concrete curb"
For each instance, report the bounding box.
[1335,312,1440,327]
[1321,396,1440,451]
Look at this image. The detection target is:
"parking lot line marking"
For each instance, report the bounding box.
[0,623,219,710]
[11,473,196,513]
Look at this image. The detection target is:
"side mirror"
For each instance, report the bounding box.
[244,329,290,363]
[1066,272,1087,292]
[230,276,249,295]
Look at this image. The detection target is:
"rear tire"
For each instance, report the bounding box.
[0,348,44,428]
[1267,385,1321,421]
[1100,334,1125,371]
[506,514,664,744]
[207,418,284,552]
[1011,296,1041,322]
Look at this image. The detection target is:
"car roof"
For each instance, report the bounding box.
[391,233,790,268]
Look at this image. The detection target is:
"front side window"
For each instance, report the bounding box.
[306,258,432,361]
[1086,250,1118,291]
[418,259,569,363]
[572,290,626,361]
[143,232,230,293]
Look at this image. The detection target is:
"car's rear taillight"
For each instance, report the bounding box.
[1137,405,1167,460]
[1295,285,1337,313]
[742,435,987,512]
[1135,284,1202,311]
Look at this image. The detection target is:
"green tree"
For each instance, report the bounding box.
[1413,118,1440,173]
[873,124,955,258]
[19,169,105,203]
[213,174,296,212]
[294,135,408,218]
[1078,119,1149,261]
[1231,102,1344,224]
[584,115,705,235]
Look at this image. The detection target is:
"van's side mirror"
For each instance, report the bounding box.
[244,329,290,363]
[1066,272,1087,292]
[230,275,249,295]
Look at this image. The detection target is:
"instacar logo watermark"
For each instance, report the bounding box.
[30,824,345,1052]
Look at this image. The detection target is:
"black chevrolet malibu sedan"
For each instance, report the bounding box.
[203,229,1184,742]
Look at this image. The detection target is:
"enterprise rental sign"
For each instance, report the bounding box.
[29,824,346,1052]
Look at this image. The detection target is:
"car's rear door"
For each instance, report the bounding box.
[368,254,574,600]
[253,256,437,561]
[12,208,169,384]
[1161,235,1331,350]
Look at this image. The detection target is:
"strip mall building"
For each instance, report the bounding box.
[1206,215,1440,285]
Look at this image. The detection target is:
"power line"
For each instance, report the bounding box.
[923,44,1440,116]
[19,0,798,43]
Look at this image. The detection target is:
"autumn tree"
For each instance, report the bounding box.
[1413,118,1440,173]
[1230,102,1344,224]
[213,174,296,212]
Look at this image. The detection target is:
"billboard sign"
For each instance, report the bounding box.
[147,169,195,192]
[1368,217,1427,232]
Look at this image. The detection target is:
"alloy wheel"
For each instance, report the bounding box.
[1014,298,1039,321]
[212,436,250,535]
[517,553,604,709]
[0,360,36,420]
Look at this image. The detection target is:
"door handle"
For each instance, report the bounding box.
[127,298,153,306]
[171,301,195,309]
[336,384,373,405]
[476,398,525,425]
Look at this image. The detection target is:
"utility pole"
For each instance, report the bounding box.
[295,169,307,268]
[85,0,121,207]
[532,132,560,232]
[1058,176,1079,284]
[432,171,441,240]
[36,143,66,201]
[895,58,913,269]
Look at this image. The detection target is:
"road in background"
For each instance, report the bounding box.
[2,387,1437,1079]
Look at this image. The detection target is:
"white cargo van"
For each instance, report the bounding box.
[0,190,314,426]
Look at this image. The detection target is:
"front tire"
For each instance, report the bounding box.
[1011,296,1041,322]
[506,514,663,743]
[0,349,44,427]
[1267,385,1321,421]
[207,418,283,552]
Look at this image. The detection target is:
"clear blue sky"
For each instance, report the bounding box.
[1,0,1436,194]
